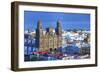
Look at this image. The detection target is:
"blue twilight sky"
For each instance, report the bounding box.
[24,11,90,31]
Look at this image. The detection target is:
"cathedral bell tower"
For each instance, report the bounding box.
[36,20,43,50]
[56,20,62,36]
[37,20,43,36]
[56,20,62,48]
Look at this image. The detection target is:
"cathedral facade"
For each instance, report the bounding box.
[35,20,62,51]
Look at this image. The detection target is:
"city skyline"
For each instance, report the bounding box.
[24,11,90,31]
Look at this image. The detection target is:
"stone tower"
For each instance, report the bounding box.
[35,20,43,50]
[56,20,62,48]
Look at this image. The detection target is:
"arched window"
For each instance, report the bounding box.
[50,48,52,52]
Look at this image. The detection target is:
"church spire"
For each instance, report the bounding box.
[57,20,61,28]
[37,20,42,29]
[56,20,62,35]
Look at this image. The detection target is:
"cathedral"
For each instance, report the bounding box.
[35,20,62,52]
